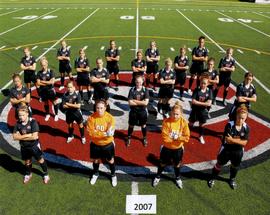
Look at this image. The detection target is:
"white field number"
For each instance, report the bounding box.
[126,195,156,214]
[120,16,155,20]
[218,18,259,23]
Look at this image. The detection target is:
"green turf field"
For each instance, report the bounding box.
[0,0,270,214]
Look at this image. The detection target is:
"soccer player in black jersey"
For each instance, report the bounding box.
[36,57,59,122]
[216,48,236,106]
[229,72,257,121]
[174,46,189,101]
[20,47,36,91]
[10,74,31,119]
[131,50,147,86]
[90,58,110,112]
[189,75,213,144]
[145,41,160,91]
[62,81,86,144]
[13,106,50,184]
[75,48,93,104]
[126,75,150,147]
[57,40,72,91]
[105,40,120,91]
[188,36,209,94]
[157,58,176,119]
[208,105,249,189]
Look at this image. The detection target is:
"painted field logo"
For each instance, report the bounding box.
[1,73,270,175]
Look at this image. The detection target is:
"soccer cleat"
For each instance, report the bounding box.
[188,89,192,95]
[208,179,215,188]
[199,136,205,144]
[142,138,148,147]
[222,100,227,106]
[152,177,160,187]
[111,175,117,187]
[229,179,237,190]
[176,178,183,189]
[66,136,74,143]
[23,174,32,184]
[125,137,131,147]
[54,115,59,122]
[45,114,50,122]
[90,173,99,185]
[39,98,42,103]
[59,86,65,91]
[43,175,50,184]
[81,137,86,144]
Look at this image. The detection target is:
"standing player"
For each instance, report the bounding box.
[189,75,213,144]
[126,75,150,147]
[75,48,93,104]
[174,46,189,101]
[62,81,86,144]
[229,72,256,121]
[90,58,110,112]
[13,106,50,184]
[152,101,190,189]
[216,48,236,106]
[131,50,147,86]
[36,57,59,122]
[10,74,31,119]
[188,36,209,93]
[157,58,176,118]
[205,58,219,105]
[105,40,120,91]
[208,105,249,189]
[57,40,72,90]
[87,100,117,187]
[145,41,160,91]
[20,47,36,92]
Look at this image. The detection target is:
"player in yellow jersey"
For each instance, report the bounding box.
[152,101,190,189]
[86,100,117,187]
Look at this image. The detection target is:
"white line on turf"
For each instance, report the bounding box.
[254,50,261,55]
[237,49,243,54]
[0,8,23,17]
[253,11,270,19]
[0,46,6,50]
[170,47,175,51]
[176,9,270,95]
[0,8,60,36]
[216,11,270,39]
[131,181,139,215]
[135,0,139,57]
[32,45,38,50]
[118,46,122,50]
[15,46,21,50]
[188,47,192,52]
[83,45,88,50]
[0,8,99,92]
[100,46,105,50]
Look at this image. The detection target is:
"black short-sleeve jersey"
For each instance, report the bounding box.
[105,48,120,67]
[145,48,160,66]
[10,86,30,101]
[192,46,208,65]
[36,69,54,90]
[128,86,149,111]
[204,69,219,86]
[75,57,89,77]
[218,57,236,77]
[57,47,71,65]
[90,68,109,91]
[13,118,39,148]
[174,55,189,71]
[234,82,256,108]
[131,59,146,69]
[159,68,176,88]
[62,91,81,111]
[192,87,213,111]
[20,56,36,72]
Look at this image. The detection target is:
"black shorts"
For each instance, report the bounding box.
[107,65,119,75]
[218,73,231,88]
[175,71,187,86]
[129,109,148,126]
[158,87,174,99]
[190,63,204,75]
[93,88,109,100]
[160,146,183,166]
[146,64,158,75]
[77,74,90,86]
[217,145,243,167]
[40,88,56,101]
[59,63,72,74]
[24,70,36,84]
[189,108,209,124]
[21,143,43,161]
[90,142,115,161]
[66,110,83,124]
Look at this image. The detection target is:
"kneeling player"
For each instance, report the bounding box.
[131,50,147,86]
[126,75,149,147]
[13,106,50,184]
[87,100,117,187]
[36,57,59,122]
[189,75,213,144]
[228,72,256,121]
[152,101,190,189]
[208,106,249,189]
[157,58,176,118]
[62,81,86,144]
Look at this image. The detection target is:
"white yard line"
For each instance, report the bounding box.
[176,9,270,95]
[32,45,38,50]
[0,8,23,17]
[0,45,6,50]
[253,11,270,19]
[82,45,88,50]
[0,8,61,36]
[135,1,139,57]
[216,11,270,39]
[237,49,243,54]
[131,181,139,215]
[0,8,99,92]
